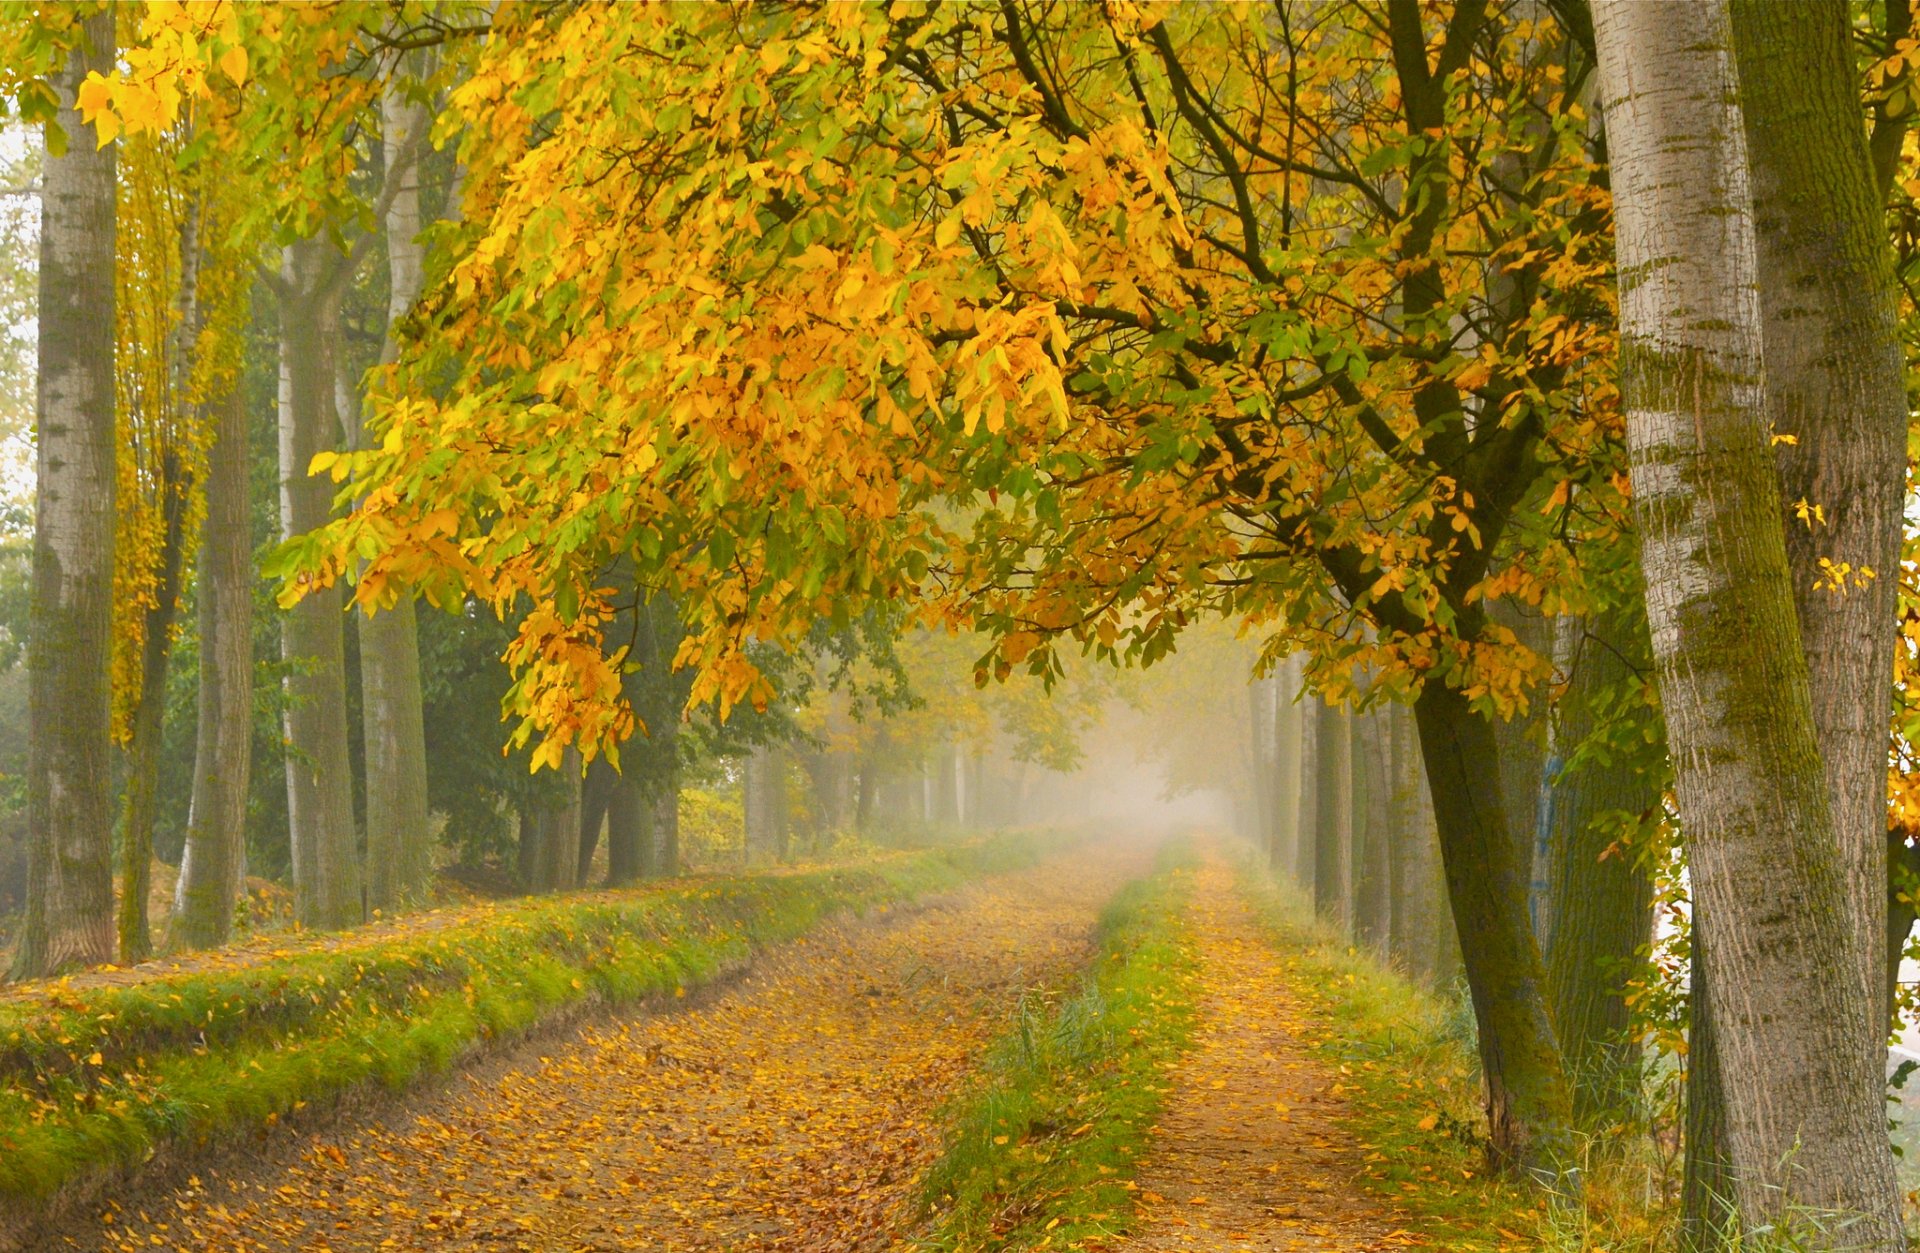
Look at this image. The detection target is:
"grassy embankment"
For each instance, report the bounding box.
[1232,855,1680,1253]
[0,831,1048,1205]
[916,841,1202,1251]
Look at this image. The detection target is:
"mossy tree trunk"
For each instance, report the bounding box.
[173,386,252,949]
[353,77,432,914]
[1732,0,1908,1072]
[1595,2,1903,1241]
[278,239,363,931]
[1415,680,1572,1177]
[1542,606,1659,1128]
[14,9,118,979]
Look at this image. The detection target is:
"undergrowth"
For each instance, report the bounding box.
[0,830,1047,1205]
[1232,853,1684,1253]
[915,840,1201,1252]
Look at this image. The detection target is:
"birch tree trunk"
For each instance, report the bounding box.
[1729,0,1908,1052]
[173,386,252,949]
[1594,2,1902,1240]
[279,239,362,930]
[14,9,117,978]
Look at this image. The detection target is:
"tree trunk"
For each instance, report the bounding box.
[1293,691,1318,895]
[653,756,680,877]
[1248,672,1273,852]
[1353,706,1393,952]
[577,757,616,883]
[605,771,646,885]
[1313,700,1351,931]
[278,239,362,930]
[1681,919,1736,1253]
[1543,607,1659,1128]
[351,79,432,914]
[1271,657,1304,875]
[1415,680,1572,1176]
[540,754,582,892]
[116,450,188,962]
[1489,600,1551,943]
[14,11,118,979]
[173,386,252,949]
[1595,3,1903,1239]
[1386,700,1456,985]
[1732,0,1908,1070]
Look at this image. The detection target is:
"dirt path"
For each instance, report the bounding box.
[1117,853,1398,1252]
[56,842,1152,1252]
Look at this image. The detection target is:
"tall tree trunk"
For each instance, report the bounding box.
[1415,681,1572,1176]
[1271,657,1304,874]
[1543,607,1659,1128]
[577,757,616,883]
[1248,672,1273,851]
[539,753,582,892]
[605,771,646,885]
[1313,700,1351,931]
[653,753,680,877]
[1489,601,1551,942]
[1595,3,1903,1240]
[1386,700,1456,985]
[116,451,187,962]
[1293,692,1318,895]
[120,194,202,963]
[1732,0,1908,1068]
[173,387,252,949]
[278,240,362,930]
[14,11,118,979]
[1353,706,1393,952]
[351,79,432,914]
[1680,920,1736,1253]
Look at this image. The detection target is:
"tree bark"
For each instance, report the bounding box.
[1731,0,1908,1062]
[1386,700,1456,985]
[116,450,187,962]
[1595,2,1903,1239]
[1313,699,1351,931]
[1271,657,1304,875]
[577,756,616,882]
[1293,691,1318,895]
[1353,705,1393,952]
[173,385,252,950]
[351,78,432,914]
[1543,607,1658,1128]
[278,239,362,930]
[1415,680,1572,1176]
[14,11,118,979]
[1488,600,1552,943]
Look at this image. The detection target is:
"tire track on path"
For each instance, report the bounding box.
[60,839,1153,1253]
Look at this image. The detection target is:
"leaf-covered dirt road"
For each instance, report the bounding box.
[1117,855,1398,1251]
[59,841,1152,1253]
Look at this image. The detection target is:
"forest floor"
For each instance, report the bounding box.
[1113,856,1400,1252]
[46,837,1421,1253]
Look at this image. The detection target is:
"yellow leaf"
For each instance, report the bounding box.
[220,43,248,86]
[935,215,962,248]
[1416,1112,1438,1131]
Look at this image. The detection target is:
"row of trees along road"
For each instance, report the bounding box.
[14,1,1920,1246]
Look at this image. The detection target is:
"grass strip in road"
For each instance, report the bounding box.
[0,831,1049,1207]
[916,840,1201,1252]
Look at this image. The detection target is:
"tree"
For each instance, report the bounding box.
[1593,0,1903,1242]
[14,8,117,978]
[353,65,433,913]
[304,2,1623,1170]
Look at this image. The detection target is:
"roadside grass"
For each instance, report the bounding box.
[1233,853,1681,1253]
[0,830,1049,1205]
[915,840,1201,1252]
